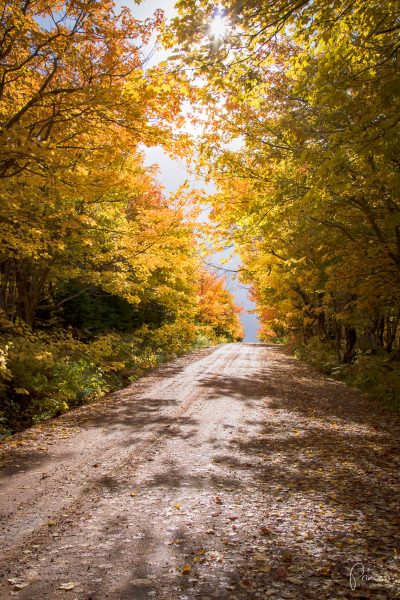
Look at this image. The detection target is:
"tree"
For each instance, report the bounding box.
[0,0,168,179]
[169,0,400,359]
[0,0,192,327]
[197,270,243,340]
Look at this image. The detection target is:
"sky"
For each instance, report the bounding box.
[120,0,260,342]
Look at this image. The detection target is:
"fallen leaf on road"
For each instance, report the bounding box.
[58,582,76,590]
[257,566,271,574]
[169,538,184,545]
[274,566,288,579]
[253,554,269,562]
[214,496,223,505]
[130,492,137,497]
[175,503,181,510]
[208,551,222,562]
[287,577,302,585]
[282,551,293,563]
[182,564,191,574]
[315,565,331,576]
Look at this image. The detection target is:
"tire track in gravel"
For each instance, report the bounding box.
[0,344,240,572]
[2,343,399,600]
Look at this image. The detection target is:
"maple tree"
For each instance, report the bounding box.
[197,270,243,341]
[0,0,171,178]
[169,0,400,391]
[0,0,191,324]
[0,0,243,433]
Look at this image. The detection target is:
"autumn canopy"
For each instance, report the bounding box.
[1,0,399,432]
[167,0,400,402]
[0,0,243,433]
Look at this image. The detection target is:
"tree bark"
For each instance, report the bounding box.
[343,325,357,364]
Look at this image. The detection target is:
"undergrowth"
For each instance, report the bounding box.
[0,322,226,437]
[292,338,400,410]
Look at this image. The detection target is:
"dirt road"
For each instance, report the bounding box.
[1,343,399,599]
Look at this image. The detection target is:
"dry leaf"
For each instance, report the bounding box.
[253,554,268,562]
[258,566,271,574]
[58,582,76,590]
[316,565,331,576]
[287,576,302,585]
[274,566,288,579]
[282,551,293,562]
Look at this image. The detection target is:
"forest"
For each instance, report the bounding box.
[1,4,400,596]
[1,0,399,436]
[168,0,400,405]
[0,0,243,435]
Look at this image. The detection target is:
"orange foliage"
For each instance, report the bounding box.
[197,271,243,341]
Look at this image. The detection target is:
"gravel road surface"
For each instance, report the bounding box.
[1,344,399,599]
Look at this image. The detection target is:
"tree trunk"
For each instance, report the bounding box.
[0,259,50,327]
[343,326,357,364]
[386,309,400,353]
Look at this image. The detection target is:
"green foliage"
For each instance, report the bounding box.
[0,319,225,436]
[293,338,344,376]
[53,360,108,407]
[336,355,400,410]
[54,281,177,335]
[294,342,400,409]
[0,333,106,432]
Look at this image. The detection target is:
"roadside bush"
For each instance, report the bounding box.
[293,339,400,409]
[137,321,198,358]
[335,354,400,409]
[293,338,338,375]
[0,333,108,431]
[0,320,223,436]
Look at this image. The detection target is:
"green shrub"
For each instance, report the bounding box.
[52,359,108,407]
[294,338,400,409]
[0,320,227,435]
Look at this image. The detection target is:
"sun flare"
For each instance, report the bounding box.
[209,12,229,39]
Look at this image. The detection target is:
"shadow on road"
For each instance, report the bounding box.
[111,349,400,598]
[4,345,400,599]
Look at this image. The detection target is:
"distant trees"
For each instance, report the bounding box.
[197,271,243,341]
